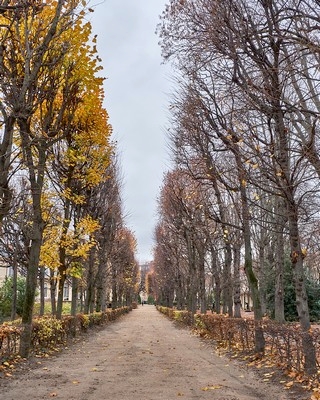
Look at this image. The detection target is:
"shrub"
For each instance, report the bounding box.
[266,257,320,322]
[0,277,26,322]
[0,323,21,361]
[31,316,63,348]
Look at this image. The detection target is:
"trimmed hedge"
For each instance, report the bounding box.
[0,306,132,361]
[157,306,320,373]
[157,306,193,326]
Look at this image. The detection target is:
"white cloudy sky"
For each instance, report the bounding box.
[90,1,173,263]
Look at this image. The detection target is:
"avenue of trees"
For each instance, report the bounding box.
[152,0,320,375]
[0,1,139,357]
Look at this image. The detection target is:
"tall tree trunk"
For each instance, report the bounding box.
[274,199,286,323]
[186,232,197,317]
[0,115,15,223]
[198,247,207,314]
[95,281,104,312]
[10,241,18,321]
[274,237,285,323]
[56,199,72,319]
[288,202,316,374]
[258,238,268,316]
[275,102,316,373]
[71,276,78,316]
[20,231,43,357]
[222,243,233,316]
[237,155,265,354]
[95,256,106,312]
[39,267,45,316]
[19,121,46,358]
[208,173,233,316]
[233,242,242,318]
[175,271,184,310]
[111,276,118,310]
[84,249,96,314]
[56,271,66,319]
[50,269,57,316]
[210,249,221,313]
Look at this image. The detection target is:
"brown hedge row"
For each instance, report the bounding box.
[157,306,320,373]
[0,306,132,361]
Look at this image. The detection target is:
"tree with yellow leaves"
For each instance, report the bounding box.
[0,0,112,356]
[46,68,112,318]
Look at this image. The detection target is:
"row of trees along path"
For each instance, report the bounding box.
[1,306,305,400]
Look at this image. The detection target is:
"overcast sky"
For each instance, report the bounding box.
[90,1,173,263]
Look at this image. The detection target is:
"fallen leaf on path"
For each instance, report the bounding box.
[72,380,79,384]
[49,393,57,397]
[287,370,299,378]
[263,372,274,377]
[201,385,222,391]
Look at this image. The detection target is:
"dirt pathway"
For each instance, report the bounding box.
[1,306,307,400]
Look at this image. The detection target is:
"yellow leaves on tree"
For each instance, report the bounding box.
[67,215,100,258]
[61,8,112,170]
[40,225,61,270]
[39,190,62,269]
[63,188,85,205]
[25,0,113,189]
[0,0,112,187]
[40,212,100,276]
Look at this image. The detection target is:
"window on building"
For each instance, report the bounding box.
[63,284,69,301]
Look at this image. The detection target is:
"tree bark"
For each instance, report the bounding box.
[288,202,316,374]
[39,267,45,316]
[197,246,207,314]
[50,269,57,316]
[56,267,66,319]
[222,244,233,316]
[186,231,197,317]
[84,248,96,314]
[19,120,46,358]
[71,276,78,316]
[233,243,242,318]
[10,240,18,321]
[0,115,15,223]
[274,199,286,323]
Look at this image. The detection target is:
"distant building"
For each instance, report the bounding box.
[139,262,152,303]
[139,262,152,291]
[0,264,13,285]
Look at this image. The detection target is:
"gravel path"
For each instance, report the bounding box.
[0,305,307,399]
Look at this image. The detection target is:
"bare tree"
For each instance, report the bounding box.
[158,0,319,372]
